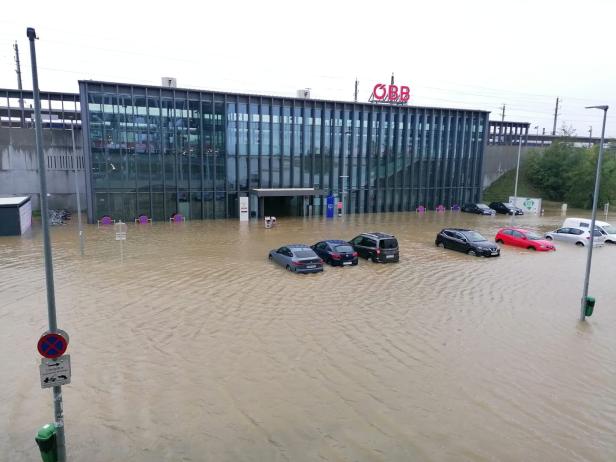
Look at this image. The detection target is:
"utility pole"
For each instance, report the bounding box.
[499,104,506,144]
[552,97,559,135]
[27,27,67,462]
[542,127,545,147]
[354,78,358,103]
[14,41,25,124]
[71,121,85,256]
[391,72,394,85]
[588,126,593,147]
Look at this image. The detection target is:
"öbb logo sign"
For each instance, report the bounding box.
[372,84,410,103]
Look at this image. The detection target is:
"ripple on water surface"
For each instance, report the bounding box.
[1,211,615,461]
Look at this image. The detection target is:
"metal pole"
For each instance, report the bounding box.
[580,105,608,322]
[27,27,67,462]
[552,97,559,135]
[70,123,85,256]
[510,133,523,226]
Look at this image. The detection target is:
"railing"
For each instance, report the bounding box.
[0,88,80,129]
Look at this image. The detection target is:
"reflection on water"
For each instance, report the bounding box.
[1,210,615,461]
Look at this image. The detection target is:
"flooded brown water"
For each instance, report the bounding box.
[1,210,615,461]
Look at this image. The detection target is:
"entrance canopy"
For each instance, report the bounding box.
[251,188,325,197]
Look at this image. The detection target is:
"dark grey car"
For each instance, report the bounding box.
[268,244,324,273]
[350,232,399,263]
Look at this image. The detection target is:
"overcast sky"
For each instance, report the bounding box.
[1,0,614,137]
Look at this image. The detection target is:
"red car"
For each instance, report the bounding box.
[495,227,556,251]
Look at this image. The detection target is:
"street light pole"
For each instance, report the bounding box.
[71,122,85,256]
[339,175,349,216]
[510,131,524,226]
[580,105,608,322]
[27,27,67,461]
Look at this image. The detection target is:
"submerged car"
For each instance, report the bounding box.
[489,202,524,215]
[495,227,555,251]
[544,227,606,247]
[563,218,616,244]
[268,244,324,273]
[311,240,358,266]
[461,203,496,215]
[435,228,500,257]
[350,232,399,263]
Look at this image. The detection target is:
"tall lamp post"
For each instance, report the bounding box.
[580,105,608,322]
[510,130,525,226]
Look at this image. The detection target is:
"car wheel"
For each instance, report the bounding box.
[435,240,442,247]
[268,254,272,260]
[495,239,503,244]
[527,246,536,251]
[545,236,553,241]
[286,265,292,271]
[467,249,477,257]
[371,255,378,263]
[576,242,584,247]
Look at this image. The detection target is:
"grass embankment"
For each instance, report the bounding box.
[482,165,542,203]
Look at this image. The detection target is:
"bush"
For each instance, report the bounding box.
[525,141,616,208]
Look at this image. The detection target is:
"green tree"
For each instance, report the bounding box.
[564,146,616,208]
[525,141,583,200]
[525,141,616,208]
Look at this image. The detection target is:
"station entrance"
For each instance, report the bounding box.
[251,188,325,218]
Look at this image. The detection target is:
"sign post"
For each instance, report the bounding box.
[239,197,249,221]
[326,194,335,219]
[115,221,127,262]
[28,26,67,461]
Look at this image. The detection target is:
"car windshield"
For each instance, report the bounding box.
[601,225,616,234]
[379,239,398,249]
[526,232,543,240]
[334,245,354,253]
[463,231,486,242]
[292,250,314,258]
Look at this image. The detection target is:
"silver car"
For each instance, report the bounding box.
[544,227,605,247]
[268,244,324,273]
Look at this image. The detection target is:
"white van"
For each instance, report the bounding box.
[563,218,616,244]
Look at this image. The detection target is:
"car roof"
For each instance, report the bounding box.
[360,232,395,239]
[565,217,610,226]
[287,244,311,249]
[499,227,529,232]
[322,239,350,244]
[444,228,471,232]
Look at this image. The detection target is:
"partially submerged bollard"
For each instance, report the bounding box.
[584,296,596,317]
[35,423,57,462]
[561,203,568,215]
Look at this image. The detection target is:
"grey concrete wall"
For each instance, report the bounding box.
[482,145,541,189]
[0,127,86,212]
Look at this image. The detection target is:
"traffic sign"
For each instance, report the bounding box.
[40,355,71,389]
[37,330,69,359]
[115,221,127,240]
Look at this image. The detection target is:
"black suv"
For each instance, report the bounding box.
[350,232,399,263]
[435,228,500,257]
[461,203,496,215]
[489,201,524,215]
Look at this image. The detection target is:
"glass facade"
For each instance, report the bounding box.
[80,81,489,222]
